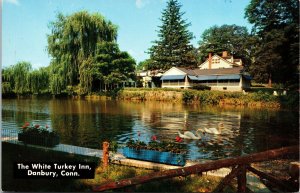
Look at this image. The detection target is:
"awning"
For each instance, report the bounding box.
[217,75,240,80]
[188,75,198,80]
[197,74,240,81]
[160,75,186,80]
[197,75,219,81]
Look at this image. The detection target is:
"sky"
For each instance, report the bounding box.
[3,0,252,69]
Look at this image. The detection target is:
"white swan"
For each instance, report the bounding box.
[204,123,224,135]
[177,129,202,139]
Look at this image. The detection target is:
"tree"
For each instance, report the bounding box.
[245,0,299,87]
[94,42,136,91]
[136,59,153,71]
[2,66,15,95]
[2,62,50,95]
[148,0,197,70]
[47,11,118,94]
[198,24,255,67]
[27,67,50,94]
[12,61,32,94]
[79,42,136,93]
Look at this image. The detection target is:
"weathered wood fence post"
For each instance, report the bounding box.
[102,141,109,169]
[237,165,247,193]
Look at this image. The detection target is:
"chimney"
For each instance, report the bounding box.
[222,51,228,58]
[208,53,212,69]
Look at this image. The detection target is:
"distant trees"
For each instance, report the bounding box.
[198,24,255,67]
[136,59,152,71]
[245,0,299,87]
[148,0,197,70]
[2,62,50,95]
[47,11,135,94]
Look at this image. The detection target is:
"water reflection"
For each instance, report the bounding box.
[2,99,299,160]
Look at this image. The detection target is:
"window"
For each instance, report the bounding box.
[212,59,220,64]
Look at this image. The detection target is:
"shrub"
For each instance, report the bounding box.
[191,85,211,91]
[182,91,195,103]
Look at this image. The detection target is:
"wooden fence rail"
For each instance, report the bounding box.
[92,145,299,192]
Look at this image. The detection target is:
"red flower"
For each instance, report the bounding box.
[45,125,49,128]
[25,122,30,126]
[34,124,40,128]
[151,135,157,141]
[175,136,183,143]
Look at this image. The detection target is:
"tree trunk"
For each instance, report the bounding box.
[268,74,272,87]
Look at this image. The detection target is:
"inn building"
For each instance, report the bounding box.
[160,51,252,91]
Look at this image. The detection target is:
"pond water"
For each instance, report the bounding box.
[2,98,299,161]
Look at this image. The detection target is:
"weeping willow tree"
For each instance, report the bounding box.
[12,61,32,94]
[79,56,95,94]
[47,11,118,94]
[2,62,50,95]
[2,66,15,94]
[27,67,50,94]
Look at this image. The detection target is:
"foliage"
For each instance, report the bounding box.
[11,61,32,94]
[2,66,15,94]
[182,90,195,103]
[198,24,255,66]
[47,11,135,95]
[19,122,60,147]
[20,122,59,138]
[47,11,118,94]
[1,82,13,94]
[94,42,136,91]
[192,85,211,91]
[136,59,153,71]
[148,0,197,70]
[27,67,50,94]
[126,139,187,154]
[84,164,232,192]
[109,140,119,153]
[2,62,50,95]
[245,0,299,87]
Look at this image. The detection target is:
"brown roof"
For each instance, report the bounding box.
[177,66,244,76]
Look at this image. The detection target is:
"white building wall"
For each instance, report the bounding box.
[199,55,233,69]
[163,67,186,76]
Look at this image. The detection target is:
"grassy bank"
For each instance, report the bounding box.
[117,88,183,102]
[3,87,298,109]
[83,164,235,192]
[117,88,299,109]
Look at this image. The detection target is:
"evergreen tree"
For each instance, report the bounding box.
[148,0,196,70]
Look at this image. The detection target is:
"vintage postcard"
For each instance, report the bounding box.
[2,0,299,192]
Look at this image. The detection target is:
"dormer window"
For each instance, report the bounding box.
[212,59,220,64]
